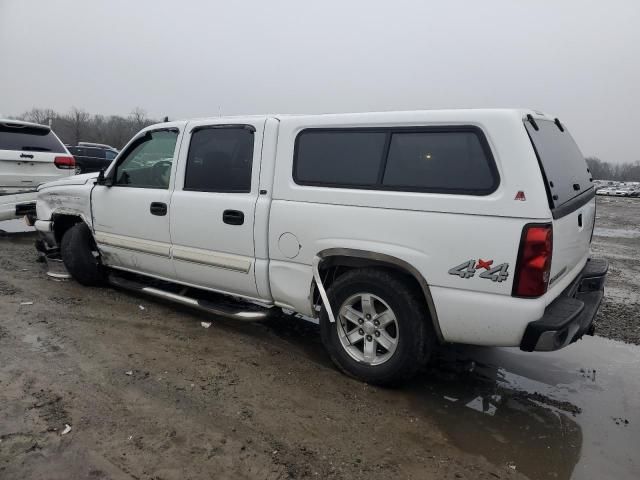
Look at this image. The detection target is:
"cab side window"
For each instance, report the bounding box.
[114,130,178,189]
[184,126,254,193]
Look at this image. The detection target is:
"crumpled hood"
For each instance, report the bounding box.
[37,172,99,191]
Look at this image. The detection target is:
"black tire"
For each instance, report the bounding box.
[319,268,435,386]
[60,223,105,286]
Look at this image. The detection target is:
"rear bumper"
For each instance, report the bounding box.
[520,258,608,352]
[0,191,37,221]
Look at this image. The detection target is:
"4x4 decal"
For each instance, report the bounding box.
[448,259,509,282]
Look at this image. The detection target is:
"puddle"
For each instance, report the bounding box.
[261,314,639,479]
[593,227,640,239]
[408,336,640,479]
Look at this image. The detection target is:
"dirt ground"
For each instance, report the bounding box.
[0,196,638,480]
[591,196,640,345]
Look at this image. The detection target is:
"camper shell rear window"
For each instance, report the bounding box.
[524,118,593,214]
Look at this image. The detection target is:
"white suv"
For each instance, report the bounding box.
[35,109,607,384]
[0,119,75,221]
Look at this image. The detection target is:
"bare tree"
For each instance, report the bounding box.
[11,107,158,149]
[20,108,57,125]
[130,107,148,131]
[586,156,640,182]
[67,107,91,145]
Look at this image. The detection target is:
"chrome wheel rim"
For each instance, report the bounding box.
[336,293,399,366]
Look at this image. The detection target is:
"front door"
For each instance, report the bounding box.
[91,126,183,280]
[169,119,264,300]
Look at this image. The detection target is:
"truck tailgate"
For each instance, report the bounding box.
[550,194,596,287]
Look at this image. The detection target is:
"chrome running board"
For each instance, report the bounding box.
[108,274,272,321]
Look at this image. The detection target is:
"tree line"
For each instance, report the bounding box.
[15,107,160,150]
[11,108,640,181]
[585,157,640,182]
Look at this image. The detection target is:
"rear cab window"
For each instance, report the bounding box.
[184,126,254,193]
[0,123,66,153]
[524,117,593,216]
[293,127,498,194]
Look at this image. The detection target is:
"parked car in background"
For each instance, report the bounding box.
[594,182,640,198]
[0,119,75,221]
[67,142,118,174]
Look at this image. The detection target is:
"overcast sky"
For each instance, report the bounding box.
[1,0,638,163]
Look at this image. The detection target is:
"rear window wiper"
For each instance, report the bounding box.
[21,146,51,152]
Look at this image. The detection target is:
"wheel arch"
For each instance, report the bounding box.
[51,212,91,245]
[313,248,443,342]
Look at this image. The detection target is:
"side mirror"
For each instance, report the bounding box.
[96,169,113,187]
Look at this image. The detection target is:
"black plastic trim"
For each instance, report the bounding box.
[520,257,608,352]
[551,188,595,219]
[292,125,500,196]
[190,124,256,134]
[520,296,584,351]
[15,202,36,216]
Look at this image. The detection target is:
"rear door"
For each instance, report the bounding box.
[169,119,264,300]
[0,122,71,194]
[525,117,595,285]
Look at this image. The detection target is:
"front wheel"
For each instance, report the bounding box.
[60,223,105,286]
[319,269,435,385]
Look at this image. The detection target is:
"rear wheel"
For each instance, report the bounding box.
[320,268,435,385]
[60,223,105,286]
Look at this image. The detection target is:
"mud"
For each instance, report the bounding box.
[0,197,639,480]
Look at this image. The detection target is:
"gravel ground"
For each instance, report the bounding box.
[591,196,640,345]
[0,196,637,480]
[0,232,522,480]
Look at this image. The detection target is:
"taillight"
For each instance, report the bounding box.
[54,155,75,169]
[512,224,553,298]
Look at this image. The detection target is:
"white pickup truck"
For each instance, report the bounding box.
[35,109,607,384]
